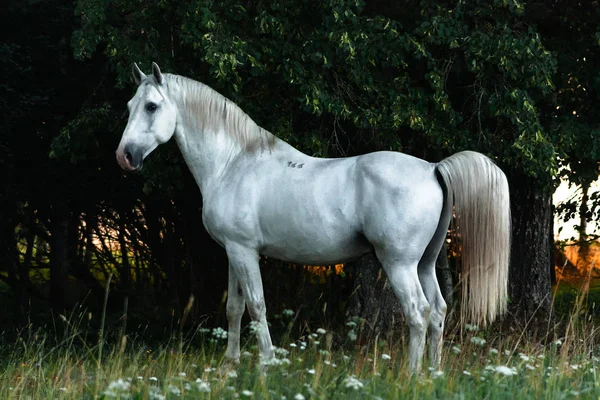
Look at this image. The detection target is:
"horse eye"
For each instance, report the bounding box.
[146,103,158,113]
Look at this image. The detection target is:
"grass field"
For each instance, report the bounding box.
[0,293,599,400]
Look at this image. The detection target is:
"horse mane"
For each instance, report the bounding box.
[164,74,276,152]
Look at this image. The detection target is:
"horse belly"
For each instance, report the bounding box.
[260,227,371,265]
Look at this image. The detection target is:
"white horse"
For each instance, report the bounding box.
[116,62,511,373]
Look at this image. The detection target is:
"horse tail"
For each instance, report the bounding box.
[435,151,511,326]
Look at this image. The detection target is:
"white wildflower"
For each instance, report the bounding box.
[294,394,305,400]
[103,378,131,397]
[307,368,316,375]
[274,347,290,357]
[227,370,238,379]
[149,387,166,400]
[553,339,562,346]
[525,364,536,370]
[489,348,499,356]
[470,337,486,346]
[348,330,358,342]
[241,389,254,397]
[212,327,228,339]
[504,349,511,356]
[452,346,461,354]
[290,343,297,348]
[463,370,471,376]
[432,370,444,379]
[249,321,262,334]
[282,309,295,317]
[381,353,392,360]
[344,375,364,390]
[178,372,187,377]
[518,353,530,362]
[168,385,181,396]
[59,387,67,392]
[196,378,211,393]
[316,328,327,335]
[494,365,518,376]
[149,376,158,382]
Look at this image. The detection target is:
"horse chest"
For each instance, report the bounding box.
[201,198,256,247]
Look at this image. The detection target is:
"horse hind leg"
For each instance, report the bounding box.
[379,254,430,373]
[417,188,452,367]
[418,258,447,368]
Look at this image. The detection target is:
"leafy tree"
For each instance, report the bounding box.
[68,0,570,326]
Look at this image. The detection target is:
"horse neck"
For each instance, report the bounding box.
[172,119,242,194]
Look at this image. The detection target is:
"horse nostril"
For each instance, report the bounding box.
[125,151,133,164]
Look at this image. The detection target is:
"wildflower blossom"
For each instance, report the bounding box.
[241,389,254,397]
[344,375,364,390]
[463,370,471,376]
[212,327,228,339]
[290,343,297,348]
[381,353,392,360]
[451,346,461,354]
[282,309,295,317]
[249,321,262,334]
[294,394,305,400]
[196,379,211,393]
[178,372,187,377]
[494,366,518,376]
[489,348,499,356]
[168,385,181,396]
[149,376,158,382]
[149,387,166,400]
[432,370,444,379]
[316,328,327,335]
[348,331,358,342]
[307,368,316,375]
[227,370,238,379]
[103,378,131,398]
[518,353,530,362]
[274,347,290,357]
[470,337,486,346]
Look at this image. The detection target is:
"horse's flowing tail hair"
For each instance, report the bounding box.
[436,151,511,326]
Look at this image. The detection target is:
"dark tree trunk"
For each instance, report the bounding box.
[578,183,590,265]
[508,173,553,324]
[0,204,28,324]
[50,204,70,311]
[435,243,454,311]
[118,209,131,292]
[345,253,403,341]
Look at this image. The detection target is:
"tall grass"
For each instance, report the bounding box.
[0,295,599,399]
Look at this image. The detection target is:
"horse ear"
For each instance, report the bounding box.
[132,63,146,86]
[152,62,164,85]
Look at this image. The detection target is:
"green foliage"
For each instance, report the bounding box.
[70,0,559,183]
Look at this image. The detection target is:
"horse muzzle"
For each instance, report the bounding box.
[116,144,144,171]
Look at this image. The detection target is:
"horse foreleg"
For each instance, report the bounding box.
[225,263,245,365]
[226,245,274,366]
